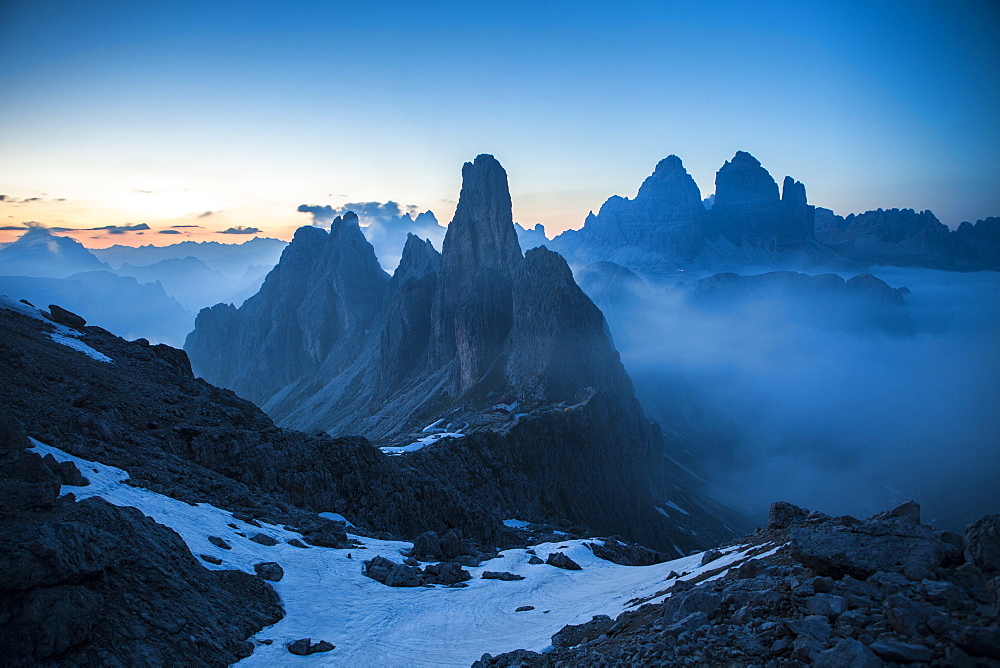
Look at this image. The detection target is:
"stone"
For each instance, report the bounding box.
[253,562,284,582]
[199,554,222,565]
[439,529,464,560]
[786,615,832,642]
[515,606,535,612]
[768,501,808,529]
[47,304,87,329]
[804,593,849,617]
[551,615,613,649]
[287,538,308,548]
[208,535,231,550]
[869,639,932,663]
[527,555,543,565]
[287,638,335,655]
[965,515,1000,573]
[411,531,443,560]
[870,500,921,524]
[249,533,277,546]
[422,562,471,585]
[482,571,525,581]
[546,552,582,570]
[813,638,882,668]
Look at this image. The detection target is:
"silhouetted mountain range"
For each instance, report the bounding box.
[550,151,998,275]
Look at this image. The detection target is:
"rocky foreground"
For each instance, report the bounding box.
[478,502,1000,667]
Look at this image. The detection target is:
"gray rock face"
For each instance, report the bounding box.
[551,615,613,649]
[0,423,281,666]
[711,151,815,251]
[186,211,390,407]
[965,515,1000,573]
[429,154,522,393]
[551,155,711,271]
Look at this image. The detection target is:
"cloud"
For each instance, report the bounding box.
[88,223,151,234]
[196,210,217,218]
[0,196,42,204]
[219,226,260,235]
[588,266,1000,530]
[158,230,182,234]
[0,225,26,230]
[170,224,202,228]
[134,189,153,194]
[297,200,419,226]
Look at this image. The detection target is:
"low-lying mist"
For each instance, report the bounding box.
[591,266,1000,530]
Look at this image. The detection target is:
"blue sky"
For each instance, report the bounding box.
[1,0,997,245]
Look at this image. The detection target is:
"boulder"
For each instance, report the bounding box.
[812,638,882,668]
[208,536,231,550]
[287,638,335,655]
[249,533,277,546]
[869,639,932,663]
[411,530,443,560]
[545,552,581,570]
[422,562,471,585]
[253,562,284,582]
[47,305,87,329]
[482,571,525,581]
[551,614,613,649]
[965,515,1000,573]
[768,501,808,529]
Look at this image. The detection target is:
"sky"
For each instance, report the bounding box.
[1,0,998,248]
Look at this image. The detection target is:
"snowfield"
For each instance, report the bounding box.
[30,438,777,667]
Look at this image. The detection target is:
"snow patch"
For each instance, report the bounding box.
[380,428,466,456]
[666,501,691,516]
[48,331,115,363]
[503,519,530,529]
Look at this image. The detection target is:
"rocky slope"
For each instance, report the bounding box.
[0,298,500,544]
[186,155,743,552]
[478,501,1000,667]
[0,419,283,665]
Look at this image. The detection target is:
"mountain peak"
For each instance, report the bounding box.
[652,154,685,176]
[722,150,763,170]
[442,153,521,275]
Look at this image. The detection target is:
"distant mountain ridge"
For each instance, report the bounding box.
[550,151,999,275]
[0,226,111,278]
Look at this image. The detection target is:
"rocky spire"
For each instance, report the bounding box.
[439,154,522,278]
[430,155,523,392]
[378,234,441,389]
